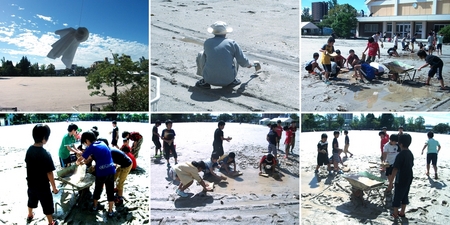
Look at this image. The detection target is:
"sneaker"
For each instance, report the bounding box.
[195,79,211,89]
[318,72,323,80]
[228,78,241,86]
[167,163,171,168]
[176,189,188,197]
[107,211,115,217]
[26,213,34,223]
[324,80,331,85]
[91,204,105,211]
[435,174,438,179]
[175,162,178,165]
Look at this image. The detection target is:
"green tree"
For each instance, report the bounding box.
[327,0,338,10]
[366,113,376,129]
[301,7,312,22]
[40,64,46,75]
[301,114,316,131]
[433,123,450,134]
[30,63,39,76]
[17,56,31,76]
[60,114,69,121]
[439,25,450,43]
[3,60,18,76]
[336,114,344,128]
[320,4,357,38]
[351,116,360,129]
[415,116,425,131]
[406,117,416,131]
[46,64,56,76]
[380,113,395,130]
[218,113,232,122]
[86,53,147,111]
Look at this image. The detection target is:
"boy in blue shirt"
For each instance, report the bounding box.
[421,131,441,179]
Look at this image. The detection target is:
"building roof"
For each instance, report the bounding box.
[301,22,319,30]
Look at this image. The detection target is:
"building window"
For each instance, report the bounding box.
[434,24,449,33]
[415,24,422,36]
[364,24,379,32]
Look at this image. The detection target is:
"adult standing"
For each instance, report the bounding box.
[195,21,253,89]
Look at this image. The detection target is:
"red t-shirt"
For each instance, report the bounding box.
[129,132,142,141]
[367,42,379,57]
[260,155,277,166]
[284,130,293,145]
[380,136,389,152]
[274,125,283,139]
[125,152,137,170]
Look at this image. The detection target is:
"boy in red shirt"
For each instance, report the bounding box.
[283,126,294,158]
[363,37,380,63]
[333,50,346,68]
[346,49,360,70]
[275,120,283,150]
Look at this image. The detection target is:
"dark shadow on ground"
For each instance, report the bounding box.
[428,177,447,190]
[129,166,146,175]
[174,193,214,208]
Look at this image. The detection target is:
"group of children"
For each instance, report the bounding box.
[315,130,352,175]
[26,122,143,224]
[152,120,298,197]
[315,126,442,219]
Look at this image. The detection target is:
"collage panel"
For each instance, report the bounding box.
[0,113,150,224]
[0,1,149,112]
[150,0,299,112]
[301,0,450,111]
[150,113,300,223]
[300,113,450,224]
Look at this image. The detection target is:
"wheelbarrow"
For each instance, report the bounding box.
[383,61,417,84]
[54,165,95,219]
[342,172,386,206]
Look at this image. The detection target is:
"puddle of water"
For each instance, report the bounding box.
[179,37,204,45]
[354,88,380,109]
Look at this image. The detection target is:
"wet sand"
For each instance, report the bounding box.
[0,121,150,224]
[301,37,450,111]
[300,130,450,224]
[150,122,299,224]
[151,0,299,112]
[0,77,124,112]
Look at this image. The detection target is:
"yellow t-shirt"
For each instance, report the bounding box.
[321,44,335,65]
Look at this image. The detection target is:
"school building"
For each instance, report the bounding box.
[356,0,450,38]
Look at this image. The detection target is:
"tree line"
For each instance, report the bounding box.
[302,113,450,134]
[3,113,149,125]
[0,56,91,76]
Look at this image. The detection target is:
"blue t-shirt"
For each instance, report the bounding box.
[361,63,375,80]
[82,141,116,177]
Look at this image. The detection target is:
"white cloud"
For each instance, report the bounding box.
[63,23,68,27]
[36,14,52,22]
[11,15,15,17]
[18,7,25,10]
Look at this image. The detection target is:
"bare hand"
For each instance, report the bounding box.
[52,188,59,194]
[418,68,421,71]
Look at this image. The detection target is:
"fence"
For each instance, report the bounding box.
[150,75,160,111]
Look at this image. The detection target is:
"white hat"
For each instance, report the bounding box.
[207,21,233,35]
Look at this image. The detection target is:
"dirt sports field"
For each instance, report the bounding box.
[150,122,300,224]
[301,37,450,112]
[0,77,119,112]
[150,0,299,112]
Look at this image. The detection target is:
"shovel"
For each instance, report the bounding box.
[254,61,261,71]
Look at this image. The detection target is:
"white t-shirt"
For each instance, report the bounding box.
[384,142,399,165]
[370,62,385,73]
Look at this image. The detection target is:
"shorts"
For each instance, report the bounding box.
[385,165,394,176]
[317,153,329,166]
[392,183,411,207]
[427,153,438,166]
[332,152,340,163]
[305,64,312,71]
[213,144,224,157]
[268,144,277,157]
[112,139,118,146]
[93,174,115,202]
[323,64,332,72]
[60,154,77,168]
[164,144,177,160]
[437,43,442,50]
[367,55,376,63]
[428,63,443,80]
[152,139,161,149]
[27,188,54,215]
[344,144,349,153]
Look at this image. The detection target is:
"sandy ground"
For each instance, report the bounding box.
[300,130,450,224]
[301,37,450,111]
[149,122,300,224]
[0,121,150,224]
[0,77,123,112]
[150,0,299,112]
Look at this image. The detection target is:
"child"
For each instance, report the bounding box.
[436,33,443,55]
[110,121,119,149]
[346,49,360,70]
[77,131,116,217]
[315,133,330,173]
[162,120,177,167]
[393,33,399,49]
[289,121,298,152]
[329,58,341,79]
[305,52,325,79]
[387,46,399,57]
[122,131,143,158]
[379,131,389,163]
[267,123,279,159]
[275,120,283,150]
[427,32,434,55]
[383,134,399,192]
[219,152,236,175]
[363,37,380,63]
[391,134,414,219]
[421,131,441,179]
[26,124,59,225]
[110,146,133,206]
[121,138,137,170]
[319,37,336,85]
[354,60,376,82]
[417,50,447,90]
[58,123,83,168]
[283,125,294,158]
[333,49,346,68]
[203,153,226,180]
[152,120,162,157]
[382,126,390,139]
[410,35,416,53]
[213,121,232,157]
[259,153,277,175]
[343,130,353,158]
[332,131,343,174]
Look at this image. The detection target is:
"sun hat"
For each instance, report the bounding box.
[207,21,233,35]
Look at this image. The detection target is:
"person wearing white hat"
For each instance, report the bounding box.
[196,21,253,89]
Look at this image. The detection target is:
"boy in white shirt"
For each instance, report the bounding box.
[383,134,399,192]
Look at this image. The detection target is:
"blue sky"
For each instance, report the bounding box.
[0,0,148,69]
[302,0,369,14]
